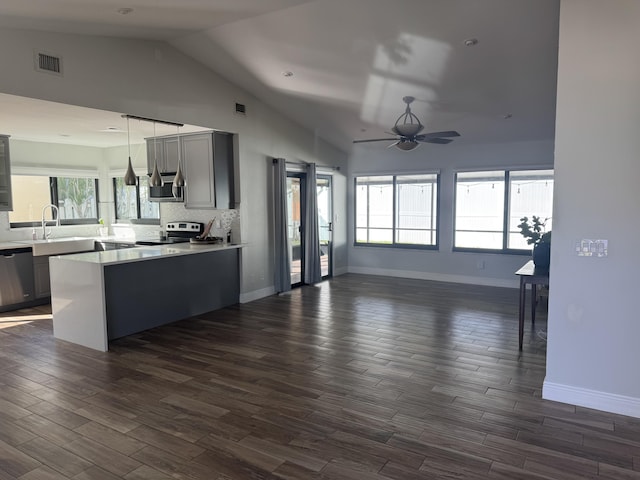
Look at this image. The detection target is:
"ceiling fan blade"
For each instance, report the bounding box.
[353,138,397,144]
[422,137,453,144]
[387,140,401,148]
[419,130,460,139]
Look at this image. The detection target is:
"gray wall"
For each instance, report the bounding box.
[0,26,349,300]
[348,139,554,287]
[543,0,640,417]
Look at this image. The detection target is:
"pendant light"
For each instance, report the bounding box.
[123,116,137,186]
[149,120,163,187]
[172,125,185,197]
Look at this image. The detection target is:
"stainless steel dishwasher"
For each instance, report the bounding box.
[0,247,35,309]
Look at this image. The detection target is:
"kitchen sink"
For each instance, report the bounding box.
[19,237,96,256]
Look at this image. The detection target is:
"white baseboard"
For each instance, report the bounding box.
[239,286,276,304]
[347,266,519,289]
[333,266,349,276]
[543,381,640,418]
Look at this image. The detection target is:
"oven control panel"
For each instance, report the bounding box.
[166,221,204,233]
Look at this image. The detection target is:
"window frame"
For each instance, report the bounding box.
[354,173,440,250]
[453,168,553,254]
[112,176,160,225]
[9,175,100,228]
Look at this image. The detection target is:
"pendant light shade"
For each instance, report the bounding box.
[172,125,185,194]
[124,117,137,186]
[150,162,162,187]
[173,162,185,188]
[149,121,163,187]
[124,157,137,185]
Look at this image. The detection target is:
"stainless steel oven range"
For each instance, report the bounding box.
[135,221,204,246]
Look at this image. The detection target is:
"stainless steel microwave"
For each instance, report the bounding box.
[149,175,184,202]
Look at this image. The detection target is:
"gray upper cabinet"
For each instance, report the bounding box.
[183,133,216,209]
[147,131,236,210]
[0,135,13,211]
[212,132,235,210]
[146,136,180,175]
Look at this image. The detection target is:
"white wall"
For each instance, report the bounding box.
[348,140,554,287]
[543,0,640,417]
[0,26,349,299]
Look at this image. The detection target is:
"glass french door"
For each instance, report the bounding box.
[317,175,333,279]
[286,172,333,287]
[287,174,304,286]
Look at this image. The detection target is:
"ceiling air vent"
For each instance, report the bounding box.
[35,51,63,75]
[235,103,246,115]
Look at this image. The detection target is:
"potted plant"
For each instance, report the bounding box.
[98,218,108,237]
[517,216,551,269]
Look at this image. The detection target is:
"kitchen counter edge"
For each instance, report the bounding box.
[50,243,247,266]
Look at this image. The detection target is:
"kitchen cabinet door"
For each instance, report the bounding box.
[183,133,216,209]
[162,136,180,174]
[146,138,163,176]
[213,132,235,209]
[33,256,51,298]
[146,136,180,175]
[0,135,13,211]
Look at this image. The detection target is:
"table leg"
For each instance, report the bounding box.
[519,278,526,350]
[531,283,536,325]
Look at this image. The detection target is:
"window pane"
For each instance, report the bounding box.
[139,182,159,219]
[369,229,393,243]
[57,177,98,220]
[356,228,369,243]
[114,177,138,220]
[397,229,431,244]
[355,174,438,247]
[9,175,52,223]
[355,176,393,244]
[455,171,505,249]
[396,174,437,245]
[507,169,554,249]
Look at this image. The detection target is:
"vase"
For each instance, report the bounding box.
[532,242,551,269]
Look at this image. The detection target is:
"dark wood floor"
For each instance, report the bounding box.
[0,274,639,479]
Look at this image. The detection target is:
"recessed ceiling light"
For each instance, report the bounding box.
[117,7,134,15]
[464,38,479,47]
[282,71,294,78]
[100,127,125,132]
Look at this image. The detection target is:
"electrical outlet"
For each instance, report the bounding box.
[577,239,608,257]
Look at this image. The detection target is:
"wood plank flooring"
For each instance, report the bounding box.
[0,274,638,479]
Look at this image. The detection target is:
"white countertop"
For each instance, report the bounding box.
[52,242,245,266]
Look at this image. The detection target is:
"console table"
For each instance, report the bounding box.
[515,260,549,350]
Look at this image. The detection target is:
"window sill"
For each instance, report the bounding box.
[353,243,438,251]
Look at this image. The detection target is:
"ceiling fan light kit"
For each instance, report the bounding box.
[391,96,424,138]
[395,139,420,151]
[354,96,460,151]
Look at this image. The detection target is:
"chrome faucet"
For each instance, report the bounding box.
[41,204,60,239]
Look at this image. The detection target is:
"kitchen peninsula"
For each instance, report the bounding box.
[50,243,243,351]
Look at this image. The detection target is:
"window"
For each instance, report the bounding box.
[113,177,159,223]
[454,169,553,251]
[355,173,438,248]
[9,175,99,226]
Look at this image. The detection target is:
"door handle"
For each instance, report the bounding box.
[328,222,333,232]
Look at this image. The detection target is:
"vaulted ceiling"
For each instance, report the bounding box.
[0,0,560,151]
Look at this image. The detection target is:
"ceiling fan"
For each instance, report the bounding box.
[354,96,460,151]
